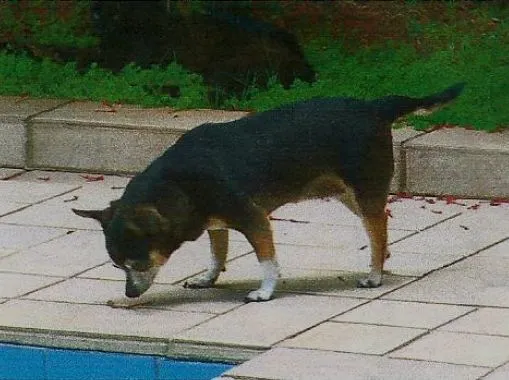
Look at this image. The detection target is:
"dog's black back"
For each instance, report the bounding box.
[124,83,465,220]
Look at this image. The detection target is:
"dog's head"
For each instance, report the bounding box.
[73,192,203,298]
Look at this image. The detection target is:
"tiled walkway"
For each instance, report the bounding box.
[1,168,509,379]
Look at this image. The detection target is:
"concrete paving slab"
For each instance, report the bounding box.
[0,299,213,340]
[333,300,474,329]
[478,238,509,257]
[0,97,67,122]
[405,128,509,198]
[390,330,509,367]
[271,241,465,278]
[389,205,509,255]
[0,195,115,230]
[0,168,25,180]
[439,307,509,337]
[175,294,363,348]
[279,321,425,355]
[0,231,107,276]
[271,220,412,249]
[204,251,415,299]
[384,251,465,277]
[484,363,509,380]
[0,180,129,229]
[0,181,79,204]
[108,287,245,315]
[224,347,489,380]
[0,273,63,298]
[31,101,248,130]
[0,249,15,259]
[385,256,509,307]
[0,202,29,217]
[26,278,245,314]
[0,224,69,251]
[271,196,465,232]
[79,238,252,284]
[10,170,131,187]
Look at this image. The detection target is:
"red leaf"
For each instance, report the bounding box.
[490,198,509,206]
[385,208,393,218]
[396,192,413,199]
[387,195,401,204]
[439,195,466,206]
[467,203,481,210]
[81,174,104,182]
[95,101,118,113]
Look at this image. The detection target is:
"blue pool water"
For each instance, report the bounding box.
[0,343,233,380]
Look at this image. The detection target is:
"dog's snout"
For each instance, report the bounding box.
[124,266,160,298]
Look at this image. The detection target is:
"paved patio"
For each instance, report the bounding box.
[1,168,509,379]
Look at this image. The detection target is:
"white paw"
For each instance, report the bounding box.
[245,288,274,302]
[183,275,216,289]
[357,272,382,288]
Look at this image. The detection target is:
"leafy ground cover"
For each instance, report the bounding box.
[0,1,508,131]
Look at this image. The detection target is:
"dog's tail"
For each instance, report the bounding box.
[376,82,466,123]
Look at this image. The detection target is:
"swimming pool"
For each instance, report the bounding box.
[0,342,233,380]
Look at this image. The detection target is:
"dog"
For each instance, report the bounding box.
[73,82,465,302]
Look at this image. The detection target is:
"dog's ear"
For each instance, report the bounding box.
[72,200,119,226]
[128,206,169,236]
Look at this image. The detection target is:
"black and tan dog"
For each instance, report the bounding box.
[74,83,465,302]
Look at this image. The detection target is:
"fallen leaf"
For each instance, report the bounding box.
[385,209,393,218]
[387,195,401,204]
[80,174,104,182]
[439,195,466,206]
[467,203,481,210]
[425,198,436,204]
[490,198,509,206]
[397,192,413,199]
[95,101,119,113]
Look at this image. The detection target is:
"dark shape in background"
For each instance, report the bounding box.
[88,0,316,103]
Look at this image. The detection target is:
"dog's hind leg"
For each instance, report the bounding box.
[358,211,389,288]
[184,229,228,289]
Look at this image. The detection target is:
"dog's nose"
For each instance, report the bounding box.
[125,283,142,298]
[125,275,143,298]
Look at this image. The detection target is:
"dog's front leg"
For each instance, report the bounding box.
[243,219,280,302]
[184,229,228,289]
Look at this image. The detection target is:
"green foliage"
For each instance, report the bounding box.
[230,19,509,132]
[0,52,208,109]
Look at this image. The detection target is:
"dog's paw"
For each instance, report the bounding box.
[357,276,382,288]
[106,297,144,309]
[245,289,274,302]
[183,276,216,289]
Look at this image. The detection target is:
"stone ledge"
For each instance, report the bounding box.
[404,128,509,198]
